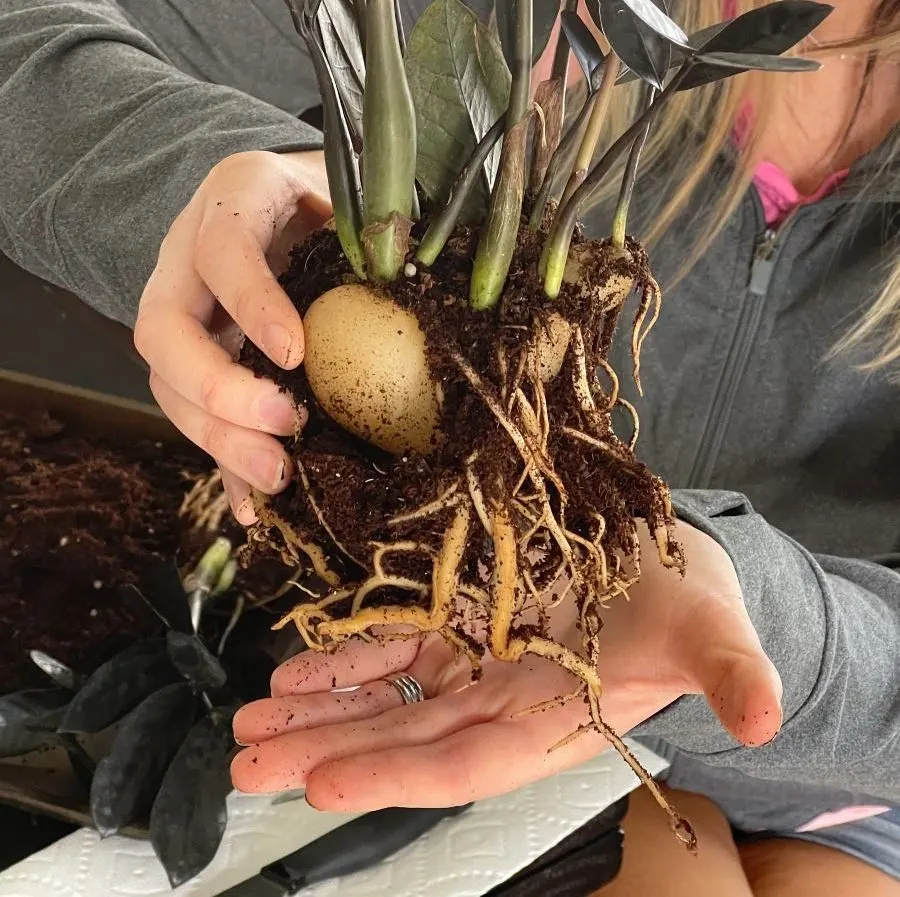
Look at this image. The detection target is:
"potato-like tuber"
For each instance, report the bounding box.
[302,285,442,456]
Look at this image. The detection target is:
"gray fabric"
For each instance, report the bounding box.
[1,0,898,861]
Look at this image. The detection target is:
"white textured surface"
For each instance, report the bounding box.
[0,742,665,897]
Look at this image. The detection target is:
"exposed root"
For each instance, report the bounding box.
[631,274,662,396]
[252,489,340,587]
[179,470,230,533]
[261,254,688,846]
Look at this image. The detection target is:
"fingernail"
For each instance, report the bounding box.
[257,389,300,434]
[247,451,290,492]
[261,322,293,367]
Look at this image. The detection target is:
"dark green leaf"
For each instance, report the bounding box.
[29,650,81,691]
[0,689,70,758]
[317,0,366,141]
[589,0,687,46]
[406,0,510,215]
[166,632,228,691]
[90,684,199,837]
[701,0,831,55]
[695,51,820,73]
[599,0,671,90]
[59,639,180,735]
[560,11,605,88]
[615,22,725,83]
[497,0,560,67]
[678,1,831,89]
[150,711,235,888]
[130,561,193,632]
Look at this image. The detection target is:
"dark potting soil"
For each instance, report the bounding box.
[0,409,209,692]
[240,216,678,614]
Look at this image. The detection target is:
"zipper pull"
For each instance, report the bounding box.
[749,228,778,297]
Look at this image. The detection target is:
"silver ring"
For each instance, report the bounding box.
[382,672,426,705]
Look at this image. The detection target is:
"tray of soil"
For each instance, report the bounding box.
[243,0,829,852]
[0,370,306,886]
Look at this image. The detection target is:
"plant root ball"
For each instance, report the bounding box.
[302,285,442,456]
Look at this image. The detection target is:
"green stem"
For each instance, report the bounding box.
[469,0,532,310]
[610,86,656,249]
[362,0,417,281]
[416,117,504,266]
[541,63,692,298]
[557,53,620,211]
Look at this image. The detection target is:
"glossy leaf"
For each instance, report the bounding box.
[615,21,725,83]
[695,51,820,73]
[560,11,606,88]
[678,0,831,89]
[497,0,560,66]
[0,688,70,758]
[90,684,199,837]
[150,711,235,888]
[588,0,687,47]
[317,0,366,141]
[166,632,228,692]
[29,650,81,692]
[59,639,180,735]
[406,0,510,215]
[701,1,831,55]
[599,0,670,90]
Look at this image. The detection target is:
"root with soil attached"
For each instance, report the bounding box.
[246,226,693,847]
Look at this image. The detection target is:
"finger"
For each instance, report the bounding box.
[150,374,292,494]
[701,650,783,748]
[220,466,257,525]
[233,682,410,746]
[304,717,604,811]
[240,636,467,744]
[231,684,501,794]
[269,632,421,697]
[137,306,301,436]
[195,211,305,370]
[679,600,784,747]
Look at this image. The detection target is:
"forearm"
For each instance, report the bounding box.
[0,0,323,326]
[635,489,900,801]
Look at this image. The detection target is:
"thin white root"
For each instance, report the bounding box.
[631,274,662,396]
[389,483,460,525]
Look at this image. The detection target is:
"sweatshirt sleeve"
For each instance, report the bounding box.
[633,489,900,803]
[0,0,323,327]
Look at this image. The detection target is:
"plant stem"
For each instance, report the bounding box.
[528,90,593,229]
[610,86,656,249]
[286,1,366,277]
[469,0,532,310]
[416,117,505,266]
[550,0,578,82]
[541,63,692,298]
[361,0,417,281]
[557,53,620,211]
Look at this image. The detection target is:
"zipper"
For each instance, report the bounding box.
[687,195,802,489]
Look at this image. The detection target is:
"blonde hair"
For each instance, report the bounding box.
[584,0,900,372]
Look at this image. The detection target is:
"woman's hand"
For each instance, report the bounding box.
[230,521,784,810]
[133,150,331,523]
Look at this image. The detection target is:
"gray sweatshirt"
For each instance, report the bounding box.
[1,0,898,834]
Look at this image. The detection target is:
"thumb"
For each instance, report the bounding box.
[698,646,784,747]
